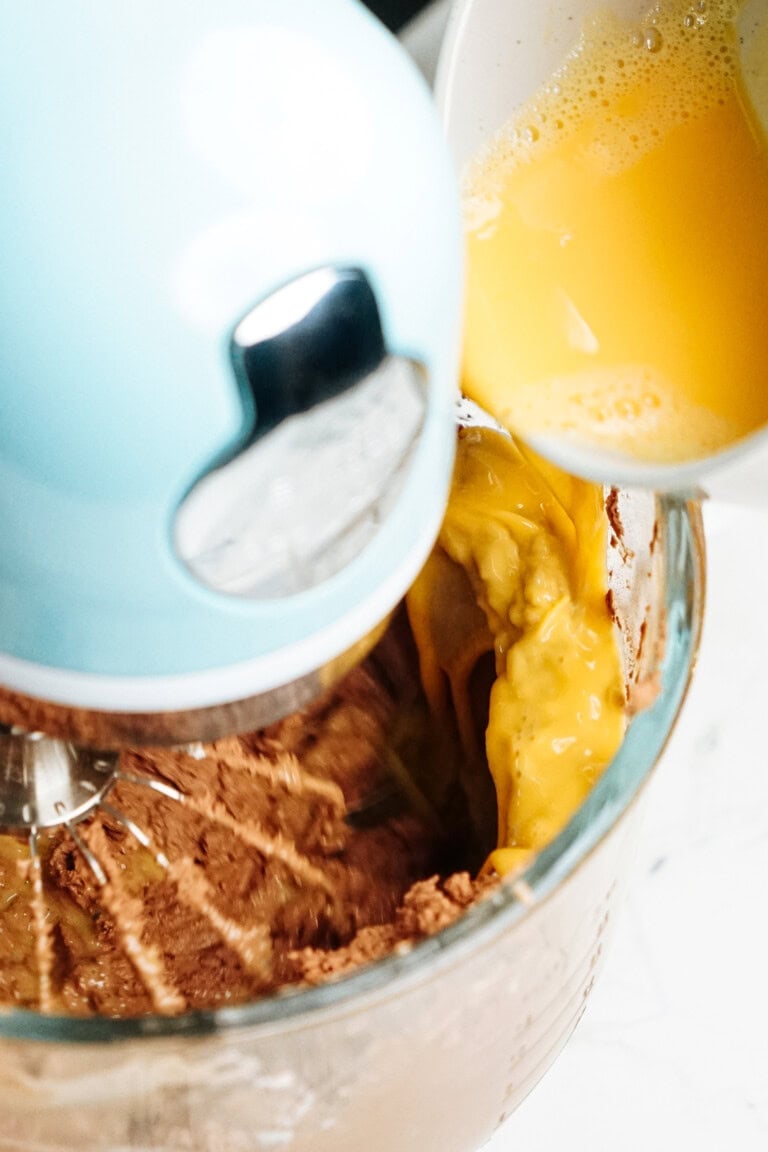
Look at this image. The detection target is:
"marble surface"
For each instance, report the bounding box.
[401,5,768,1148]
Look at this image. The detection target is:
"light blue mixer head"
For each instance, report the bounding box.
[0,0,462,740]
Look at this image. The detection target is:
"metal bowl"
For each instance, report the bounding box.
[0,481,704,1152]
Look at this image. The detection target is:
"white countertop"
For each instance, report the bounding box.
[402,6,768,1149]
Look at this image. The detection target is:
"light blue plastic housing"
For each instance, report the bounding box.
[0,0,462,705]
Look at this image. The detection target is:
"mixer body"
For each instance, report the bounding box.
[0,0,462,742]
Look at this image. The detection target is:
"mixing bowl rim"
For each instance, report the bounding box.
[0,493,705,1045]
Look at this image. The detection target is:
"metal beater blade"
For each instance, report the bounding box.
[0,725,119,833]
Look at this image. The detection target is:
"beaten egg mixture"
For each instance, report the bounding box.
[462,0,768,463]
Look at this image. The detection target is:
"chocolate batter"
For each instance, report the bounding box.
[0,625,496,1018]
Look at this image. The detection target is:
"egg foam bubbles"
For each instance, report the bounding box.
[462,0,768,465]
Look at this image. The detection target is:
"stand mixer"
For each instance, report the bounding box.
[0,5,708,1151]
[0,0,462,873]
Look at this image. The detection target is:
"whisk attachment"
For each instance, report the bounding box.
[2,743,354,1014]
[0,725,119,833]
[0,641,433,1017]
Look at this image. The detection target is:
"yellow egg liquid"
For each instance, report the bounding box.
[407,428,625,876]
[463,0,768,463]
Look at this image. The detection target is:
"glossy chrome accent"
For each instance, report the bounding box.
[0,725,118,833]
[175,266,428,598]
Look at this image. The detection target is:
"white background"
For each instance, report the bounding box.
[402,5,768,1148]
